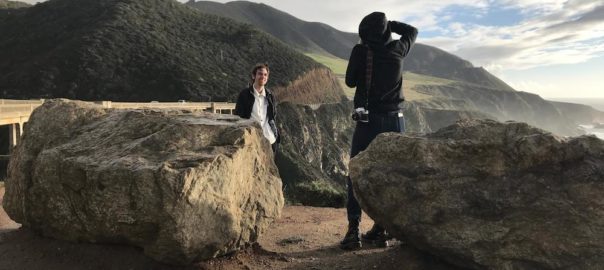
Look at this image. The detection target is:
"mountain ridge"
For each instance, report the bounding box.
[187,0,516,91]
[188,0,357,59]
[0,0,343,103]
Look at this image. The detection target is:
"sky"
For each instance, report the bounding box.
[21,0,604,99]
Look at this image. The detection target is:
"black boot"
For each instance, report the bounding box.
[362,224,394,247]
[340,227,362,250]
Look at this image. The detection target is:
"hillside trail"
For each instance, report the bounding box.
[0,186,453,270]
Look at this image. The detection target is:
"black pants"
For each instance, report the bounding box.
[347,112,405,228]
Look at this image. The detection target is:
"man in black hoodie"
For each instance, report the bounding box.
[340,12,417,250]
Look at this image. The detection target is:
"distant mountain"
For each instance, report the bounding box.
[188,0,515,91]
[0,0,343,102]
[404,44,515,91]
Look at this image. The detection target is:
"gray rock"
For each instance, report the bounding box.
[275,99,489,207]
[276,101,352,207]
[414,84,586,136]
[4,99,284,265]
[350,119,604,270]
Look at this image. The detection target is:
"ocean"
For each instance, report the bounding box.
[578,125,604,140]
[548,98,604,140]
[548,98,604,112]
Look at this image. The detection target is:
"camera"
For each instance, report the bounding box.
[352,108,369,123]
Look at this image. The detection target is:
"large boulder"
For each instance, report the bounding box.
[274,99,488,207]
[4,99,283,265]
[350,119,604,269]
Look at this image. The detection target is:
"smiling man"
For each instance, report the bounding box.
[234,63,280,153]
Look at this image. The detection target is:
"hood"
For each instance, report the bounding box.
[359,12,392,47]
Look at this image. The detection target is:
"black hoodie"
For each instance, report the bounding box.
[345,12,418,113]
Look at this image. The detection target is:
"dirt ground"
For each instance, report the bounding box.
[0,186,458,270]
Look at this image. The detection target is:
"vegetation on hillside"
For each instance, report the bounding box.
[188,1,358,59]
[0,0,324,102]
[273,68,345,105]
[305,53,347,76]
[189,1,518,93]
[306,53,438,101]
[0,0,30,9]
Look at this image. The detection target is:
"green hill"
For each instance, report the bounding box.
[404,44,515,91]
[188,0,357,59]
[0,0,344,102]
[0,0,30,9]
[0,0,30,17]
[188,0,516,91]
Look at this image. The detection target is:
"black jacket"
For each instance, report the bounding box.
[234,86,280,144]
[346,12,418,113]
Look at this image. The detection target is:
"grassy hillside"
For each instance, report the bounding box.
[189,1,518,93]
[0,0,334,102]
[0,0,30,9]
[405,44,515,91]
[305,53,347,75]
[307,53,435,101]
[0,0,29,17]
[188,1,358,59]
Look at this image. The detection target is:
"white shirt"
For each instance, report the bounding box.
[251,85,277,144]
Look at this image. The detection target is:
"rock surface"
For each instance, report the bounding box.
[276,101,353,207]
[275,100,488,207]
[4,99,284,265]
[350,119,604,269]
[414,84,585,136]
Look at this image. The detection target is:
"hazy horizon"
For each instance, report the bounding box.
[19,0,604,99]
[547,97,604,111]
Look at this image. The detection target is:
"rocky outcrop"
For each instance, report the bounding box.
[4,99,283,265]
[275,99,489,207]
[350,119,604,269]
[551,101,604,125]
[403,99,492,133]
[276,101,353,207]
[273,67,346,105]
[415,84,584,136]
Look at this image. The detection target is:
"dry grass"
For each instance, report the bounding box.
[273,68,344,104]
[307,53,460,102]
[305,53,348,76]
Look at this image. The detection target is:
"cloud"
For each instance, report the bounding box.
[543,4,604,33]
[181,0,490,32]
[420,1,604,72]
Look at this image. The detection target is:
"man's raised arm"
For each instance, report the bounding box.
[389,21,418,56]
